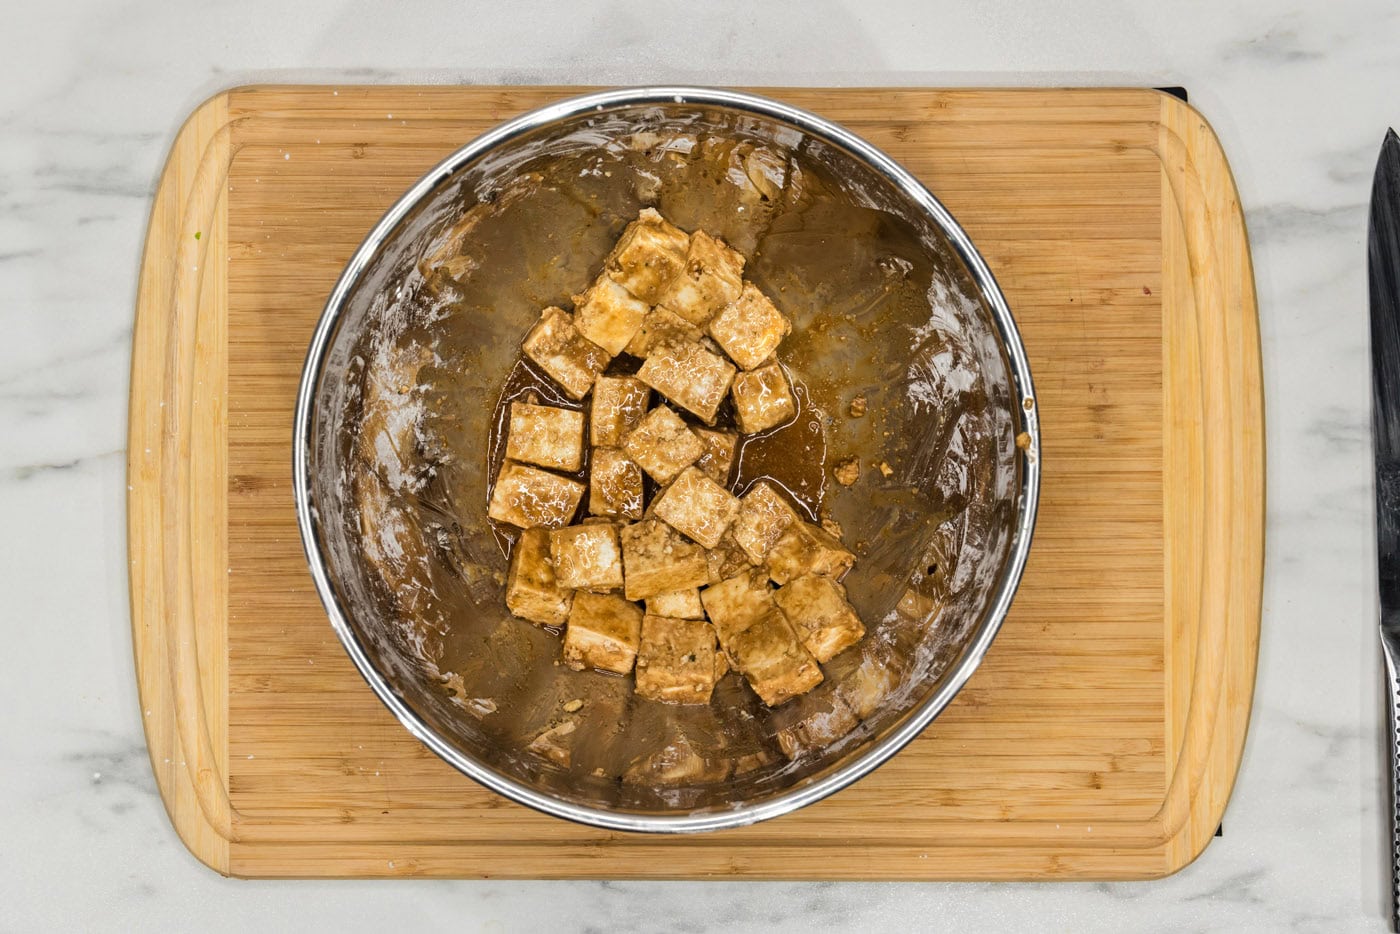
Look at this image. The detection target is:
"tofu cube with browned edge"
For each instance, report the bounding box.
[573,275,649,356]
[588,447,644,520]
[521,307,610,400]
[693,428,737,485]
[635,615,719,705]
[731,480,799,565]
[729,609,823,707]
[623,405,705,484]
[766,520,856,585]
[636,340,736,425]
[624,306,704,357]
[620,518,712,600]
[563,591,643,674]
[549,522,624,593]
[646,588,706,620]
[605,208,690,303]
[655,229,745,327]
[652,466,740,549]
[590,375,650,447]
[488,461,585,530]
[505,401,584,472]
[707,282,791,370]
[731,360,796,434]
[505,527,573,626]
[700,568,775,661]
[773,574,867,663]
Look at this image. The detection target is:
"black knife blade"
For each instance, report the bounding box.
[1369,126,1400,933]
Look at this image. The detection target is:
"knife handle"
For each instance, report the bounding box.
[1384,643,1400,931]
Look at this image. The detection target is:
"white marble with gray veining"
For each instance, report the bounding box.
[1,0,1395,929]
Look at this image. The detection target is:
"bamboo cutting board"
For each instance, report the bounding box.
[128,86,1263,880]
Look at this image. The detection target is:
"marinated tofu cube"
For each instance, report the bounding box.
[731,480,799,565]
[505,527,573,626]
[590,375,650,447]
[773,574,867,663]
[488,461,585,530]
[693,428,737,485]
[706,530,755,584]
[624,305,704,357]
[588,447,644,520]
[521,307,610,400]
[573,275,649,356]
[707,282,791,370]
[655,229,745,327]
[563,591,643,674]
[620,518,712,600]
[773,689,860,760]
[636,339,736,424]
[646,588,706,620]
[652,466,740,549]
[505,401,584,472]
[635,615,719,705]
[605,208,690,303]
[549,522,624,593]
[700,568,775,660]
[766,520,856,585]
[622,405,705,484]
[731,360,796,434]
[730,609,823,706]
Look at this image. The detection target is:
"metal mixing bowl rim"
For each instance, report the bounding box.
[292,86,1041,834]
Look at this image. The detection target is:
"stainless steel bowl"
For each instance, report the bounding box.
[293,87,1040,833]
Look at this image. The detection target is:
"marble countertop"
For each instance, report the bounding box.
[3,0,1394,929]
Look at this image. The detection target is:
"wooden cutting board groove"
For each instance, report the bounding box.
[127,86,1263,879]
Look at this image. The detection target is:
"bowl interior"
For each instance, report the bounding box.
[301,93,1030,828]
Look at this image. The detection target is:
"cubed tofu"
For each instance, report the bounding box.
[563,591,643,674]
[635,615,719,705]
[773,574,867,663]
[700,568,775,660]
[605,208,690,303]
[707,282,791,370]
[655,229,745,326]
[573,275,649,356]
[731,360,796,434]
[624,305,704,357]
[588,447,644,520]
[712,627,731,680]
[731,480,799,565]
[706,530,754,584]
[487,461,585,529]
[505,527,573,626]
[729,609,823,706]
[590,375,650,447]
[773,689,860,760]
[505,401,584,472]
[646,588,706,620]
[766,520,857,585]
[549,522,624,593]
[652,466,740,549]
[521,307,610,400]
[620,518,712,600]
[693,428,737,485]
[622,405,706,484]
[636,339,736,425]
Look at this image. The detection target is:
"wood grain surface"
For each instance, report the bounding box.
[127,86,1263,879]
